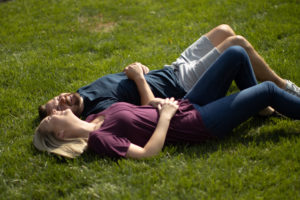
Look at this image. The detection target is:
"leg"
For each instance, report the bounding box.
[195,81,300,138]
[216,35,286,88]
[173,25,232,91]
[174,24,300,96]
[172,36,220,91]
[177,24,283,91]
[204,24,236,47]
[205,24,287,88]
[184,46,258,105]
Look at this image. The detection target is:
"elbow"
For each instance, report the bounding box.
[126,144,161,159]
[134,149,160,159]
[141,145,164,158]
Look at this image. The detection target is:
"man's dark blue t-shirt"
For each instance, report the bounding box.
[77,67,186,118]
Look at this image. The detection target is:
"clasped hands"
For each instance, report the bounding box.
[150,98,179,119]
[124,62,178,119]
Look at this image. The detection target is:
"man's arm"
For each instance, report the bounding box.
[124,62,155,105]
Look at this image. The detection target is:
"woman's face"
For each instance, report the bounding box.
[39,109,77,139]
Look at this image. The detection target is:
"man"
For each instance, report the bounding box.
[39,24,300,119]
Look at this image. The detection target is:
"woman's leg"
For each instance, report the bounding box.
[195,81,300,138]
[184,46,258,105]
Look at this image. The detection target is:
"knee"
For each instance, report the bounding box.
[262,81,276,88]
[215,24,236,37]
[260,81,277,94]
[228,35,252,51]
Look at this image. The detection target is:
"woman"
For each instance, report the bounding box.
[34,46,300,159]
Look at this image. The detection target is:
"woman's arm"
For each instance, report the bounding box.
[125,98,178,159]
[124,62,155,105]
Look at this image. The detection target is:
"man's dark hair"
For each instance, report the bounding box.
[38,105,47,120]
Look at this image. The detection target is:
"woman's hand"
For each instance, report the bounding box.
[123,62,149,81]
[149,98,165,108]
[157,98,179,120]
[126,97,178,159]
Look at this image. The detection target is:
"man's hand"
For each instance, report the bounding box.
[124,62,149,81]
[149,98,165,108]
[157,98,179,120]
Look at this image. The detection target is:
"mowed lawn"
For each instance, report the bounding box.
[0,0,299,199]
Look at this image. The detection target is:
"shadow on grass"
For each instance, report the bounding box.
[31,116,41,128]
[30,114,300,164]
[163,115,300,159]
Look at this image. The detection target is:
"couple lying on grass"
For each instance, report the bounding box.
[34,24,300,159]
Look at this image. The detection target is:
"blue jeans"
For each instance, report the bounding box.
[184,46,300,138]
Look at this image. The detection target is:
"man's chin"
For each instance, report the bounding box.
[72,93,84,116]
[72,93,81,105]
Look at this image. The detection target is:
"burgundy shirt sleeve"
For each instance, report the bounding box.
[88,131,131,158]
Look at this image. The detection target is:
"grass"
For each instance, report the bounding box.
[0,0,299,199]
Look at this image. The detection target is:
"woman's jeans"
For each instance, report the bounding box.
[184,46,300,138]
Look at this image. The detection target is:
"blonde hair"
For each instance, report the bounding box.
[33,126,88,159]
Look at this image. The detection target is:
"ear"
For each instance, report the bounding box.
[55,130,65,140]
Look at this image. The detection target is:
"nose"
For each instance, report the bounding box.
[51,109,57,115]
[59,96,66,104]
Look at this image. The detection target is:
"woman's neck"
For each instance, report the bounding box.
[65,116,104,139]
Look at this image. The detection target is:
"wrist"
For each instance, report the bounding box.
[133,75,145,82]
[159,112,173,121]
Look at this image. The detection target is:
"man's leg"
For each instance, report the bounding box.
[184,46,258,105]
[171,36,219,91]
[205,24,286,88]
[173,24,299,97]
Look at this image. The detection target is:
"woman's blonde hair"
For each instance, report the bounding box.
[33,126,88,159]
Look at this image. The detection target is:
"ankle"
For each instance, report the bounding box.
[276,79,287,89]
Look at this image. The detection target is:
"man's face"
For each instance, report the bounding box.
[45,93,82,116]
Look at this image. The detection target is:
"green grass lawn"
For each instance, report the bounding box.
[0,0,299,199]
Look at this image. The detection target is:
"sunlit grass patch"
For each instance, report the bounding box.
[0,0,299,199]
